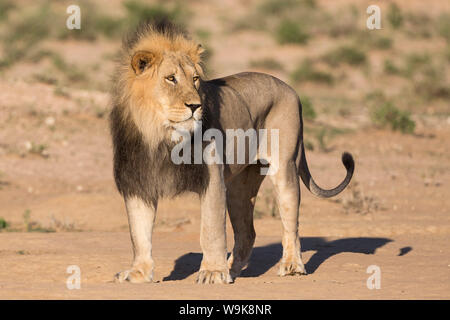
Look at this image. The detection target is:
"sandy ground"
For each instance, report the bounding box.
[0,231,448,299]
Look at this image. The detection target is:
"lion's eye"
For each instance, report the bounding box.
[166,75,176,83]
[193,76,199,82]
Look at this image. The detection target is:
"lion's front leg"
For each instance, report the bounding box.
[197,162,232,284]
[115,197,156,283]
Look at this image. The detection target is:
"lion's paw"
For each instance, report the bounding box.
[114,268,153,283]
[196,270,233,284]
[278,261,307,277]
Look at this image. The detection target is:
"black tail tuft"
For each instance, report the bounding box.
[342,152,355,172]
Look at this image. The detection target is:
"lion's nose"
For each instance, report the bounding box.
[185,103,202,113]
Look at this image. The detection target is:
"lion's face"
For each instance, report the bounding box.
[130,50,203,136]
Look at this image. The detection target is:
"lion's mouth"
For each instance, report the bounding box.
[169,113,202,124]
[168,117,199,130]
[169,117,193,124]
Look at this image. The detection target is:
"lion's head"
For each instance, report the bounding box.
[112,21,205,146]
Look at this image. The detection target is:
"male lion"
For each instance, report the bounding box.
[110,21,354,284]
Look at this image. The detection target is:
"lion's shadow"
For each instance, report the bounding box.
[162,237,396,281]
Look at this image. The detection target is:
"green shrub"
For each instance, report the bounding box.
[404,53,431,76]
[436,13,450,42]
[373,37,393,50]
[371,102,415,134]
[323,46,366,66]
[275,19,309,44]
[291,60,333,85]
[301,96,316,120]
[387,3,404,29]
[384,59,401,75]
[0,0,15,22]
[0,217,9,230]
[414,64,450,100]
[405,12,433,38]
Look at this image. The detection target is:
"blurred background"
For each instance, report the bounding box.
[0,0,448,233]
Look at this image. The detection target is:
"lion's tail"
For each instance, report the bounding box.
[298,143,354,198]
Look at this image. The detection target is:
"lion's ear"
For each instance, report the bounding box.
[190,44,205,76]
[189,44,205,65]
[131,51,155,75]
[196,44,205,56]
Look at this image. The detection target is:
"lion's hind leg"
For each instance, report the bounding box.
[226,164,266,279]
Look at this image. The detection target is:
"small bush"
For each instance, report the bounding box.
[0,0,15,22]
[0,217,9,230]
[371,102,415,134]
[301,96,316,121]
[436,13,450,42]
[275,19,309,45]
[373,37,393,50]
[387,3,404,29]
[405,12,433,38]
[394,53,450,100]
[323,46,366,66]
[291,60,333,85]
[414,64,450,100]
[404,53,431,76]
[383,59,401,75]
